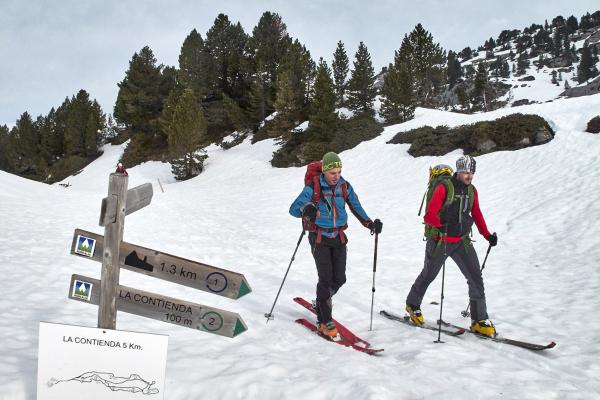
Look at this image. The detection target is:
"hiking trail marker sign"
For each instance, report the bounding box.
[68,172,249,337]
[37,321,168,399]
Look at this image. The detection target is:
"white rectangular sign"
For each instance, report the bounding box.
[37,322,168,399]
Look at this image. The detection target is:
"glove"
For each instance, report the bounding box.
[487,232,498,247]
[368,219,383,234]
[301,203,317,222]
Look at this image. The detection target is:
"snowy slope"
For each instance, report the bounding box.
[459,27,600,107]
[1,95,600,399]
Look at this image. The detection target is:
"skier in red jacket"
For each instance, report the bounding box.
[405,155,498,337]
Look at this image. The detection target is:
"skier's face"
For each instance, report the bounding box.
[457,172,474,185]
[324,168,341,186]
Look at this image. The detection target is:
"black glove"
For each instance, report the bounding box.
[488,232,498,247]
[302,203,317,222]
[368,219,383,234]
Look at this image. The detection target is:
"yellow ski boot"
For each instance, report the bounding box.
[406,304,425,325]
[470,319,497,337]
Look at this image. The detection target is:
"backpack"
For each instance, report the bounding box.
[419,164,474,238]
[303,160,349,232]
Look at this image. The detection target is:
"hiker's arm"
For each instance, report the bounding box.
[346,182,371,226]
[289,186,314,218]
[424,184,446,228]
[471,188,492,239]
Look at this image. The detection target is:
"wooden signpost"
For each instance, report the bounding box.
[99,173,128,329]
[69,172,250,337]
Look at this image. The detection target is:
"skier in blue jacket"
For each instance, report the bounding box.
[289,152,382,338]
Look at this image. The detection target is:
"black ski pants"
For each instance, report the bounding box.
[309,233,347,324]
[406,238,489,322]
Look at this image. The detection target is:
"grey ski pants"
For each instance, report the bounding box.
[406,238,489,321]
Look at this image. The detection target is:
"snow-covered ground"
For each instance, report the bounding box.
[1,95,600,399]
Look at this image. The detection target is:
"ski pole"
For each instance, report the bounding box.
[369,231,379,331]
[461,242,493,318]
[265,229,306,323]
[435,233,448,343]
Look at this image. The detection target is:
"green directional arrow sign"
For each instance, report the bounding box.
[68,274,248,338]
[70,229,252,300]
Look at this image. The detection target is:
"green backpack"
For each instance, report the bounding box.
[418,164,474,239]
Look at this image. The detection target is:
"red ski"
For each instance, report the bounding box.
[293,297,372,347]
[295,318,383,355]
[293,297,383,355]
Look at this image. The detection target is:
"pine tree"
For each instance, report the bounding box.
[397,24,446,106]
[12,112,39,173]
[563,34,572,64]
[380,60,415,124]
[459,47,473,61]
[472,62,491,111]
[566,15,579,34]
[517,52,530,75]
[277,39,314,118]
[577,44,599,83]
[553,25,564,57]
[537,54,544,71]
[114,46,164,138]
[501,60,511,78]
[246,72,269,125]
[178,29,209,99]
[226,22,250,103]
[580,13,592,30]
[63,90,104,158]
[0,124,13,172]
[204,14,248,99]
[551,70,558,85]
[38,108,63,163]
[309,58,338,140]
[346,42,376,116]
[166,89,208,180]
[271,69,301,135]
[332,41,349,106]
[245,12,290,123]
[222,93,248,132]
[447,50,462,87]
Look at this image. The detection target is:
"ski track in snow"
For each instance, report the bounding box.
[1,95,600,399]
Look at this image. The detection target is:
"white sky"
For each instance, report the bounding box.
[1,0,598,126]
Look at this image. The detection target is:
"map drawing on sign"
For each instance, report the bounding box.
[47,371,159,395]
[125,251,154,272]
[72,280,92,301]
[75,235,96,257]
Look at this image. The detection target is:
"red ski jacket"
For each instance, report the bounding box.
[424,183,491,243]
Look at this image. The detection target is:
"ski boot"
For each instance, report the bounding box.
[470,319,497,337]
[318,321,339,339]
[405,304,424,325]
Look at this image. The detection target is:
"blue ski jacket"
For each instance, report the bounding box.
[289,175,371,239]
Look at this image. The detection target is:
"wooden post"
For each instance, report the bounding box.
[98,173,128,329]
